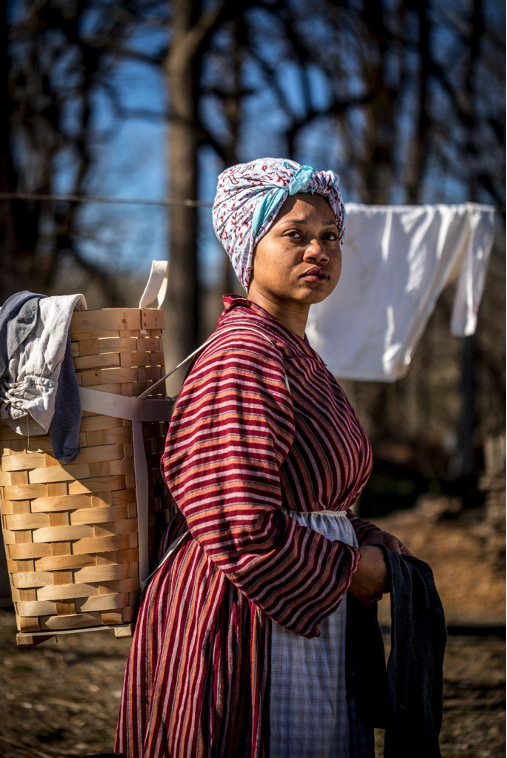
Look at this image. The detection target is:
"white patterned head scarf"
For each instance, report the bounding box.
[212,157,346,290]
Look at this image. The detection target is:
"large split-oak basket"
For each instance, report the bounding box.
[0,262,177,645]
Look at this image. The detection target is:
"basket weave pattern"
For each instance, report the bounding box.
[0,308,174,634]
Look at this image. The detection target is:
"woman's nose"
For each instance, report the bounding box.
[304,239,329,262]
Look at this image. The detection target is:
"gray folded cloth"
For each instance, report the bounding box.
[0,291,86,463]
[49,331,82,463]
[0,291,46,377]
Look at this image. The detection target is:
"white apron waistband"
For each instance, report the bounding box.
[282,508,348,517]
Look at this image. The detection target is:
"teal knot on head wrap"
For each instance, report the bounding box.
[251,164,318,239]
[288,164,316,196]
[213,157,346,290]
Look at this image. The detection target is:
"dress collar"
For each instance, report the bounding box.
[219,294,315,358]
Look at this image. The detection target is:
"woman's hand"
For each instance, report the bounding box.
[348,546,388,605]
[361,529,412,556]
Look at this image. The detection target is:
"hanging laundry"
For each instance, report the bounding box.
[0,292,87,463]
[306,203,496,381]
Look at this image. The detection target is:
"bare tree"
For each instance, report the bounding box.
[164,0,238,366]
[0,0,167,304]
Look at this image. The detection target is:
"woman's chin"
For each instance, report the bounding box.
[293,279,336,304]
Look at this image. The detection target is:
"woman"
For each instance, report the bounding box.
[115,158,409,758]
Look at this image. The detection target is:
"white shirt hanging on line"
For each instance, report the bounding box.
[306,202,496,382]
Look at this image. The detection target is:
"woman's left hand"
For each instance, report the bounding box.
[361,529,412,556]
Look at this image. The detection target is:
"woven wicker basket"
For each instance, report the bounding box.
[0,267,176,645]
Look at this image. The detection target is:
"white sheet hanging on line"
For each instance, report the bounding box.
[306,202,496,382]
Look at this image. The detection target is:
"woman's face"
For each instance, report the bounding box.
[247,193,342,306]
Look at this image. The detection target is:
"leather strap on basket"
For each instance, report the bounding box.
[79,323,288,589]
[138,260,169,310]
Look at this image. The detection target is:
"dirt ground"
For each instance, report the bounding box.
[373,508,505,628]
[0,512,504,758]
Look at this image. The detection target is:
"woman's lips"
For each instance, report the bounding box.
[300,268,330,283]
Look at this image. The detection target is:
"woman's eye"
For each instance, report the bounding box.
[323,233,337,241]
[286,230,303,239]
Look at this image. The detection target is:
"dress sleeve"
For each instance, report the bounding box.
[346,509,381,543]
[162,333,361,639]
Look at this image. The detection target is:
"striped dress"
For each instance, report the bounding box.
[115,294,379,758]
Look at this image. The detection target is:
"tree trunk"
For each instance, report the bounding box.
[220,15,242,299]
[448,0,484,480]
[164,0,201,374]
[0,1,39,302]
[406,0,431,204]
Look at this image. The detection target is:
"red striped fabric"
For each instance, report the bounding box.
[116,295,378,758]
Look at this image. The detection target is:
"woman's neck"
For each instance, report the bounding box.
[246,287,309,338]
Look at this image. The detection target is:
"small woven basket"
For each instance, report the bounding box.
[0,267,176,645]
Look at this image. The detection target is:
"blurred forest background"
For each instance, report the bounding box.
[0,2,505,757]
[1,0,505,521]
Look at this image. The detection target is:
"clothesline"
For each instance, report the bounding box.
[0,192,213,207]
[0,192,504,213]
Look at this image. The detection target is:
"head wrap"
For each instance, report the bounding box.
[212,157,346,290]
